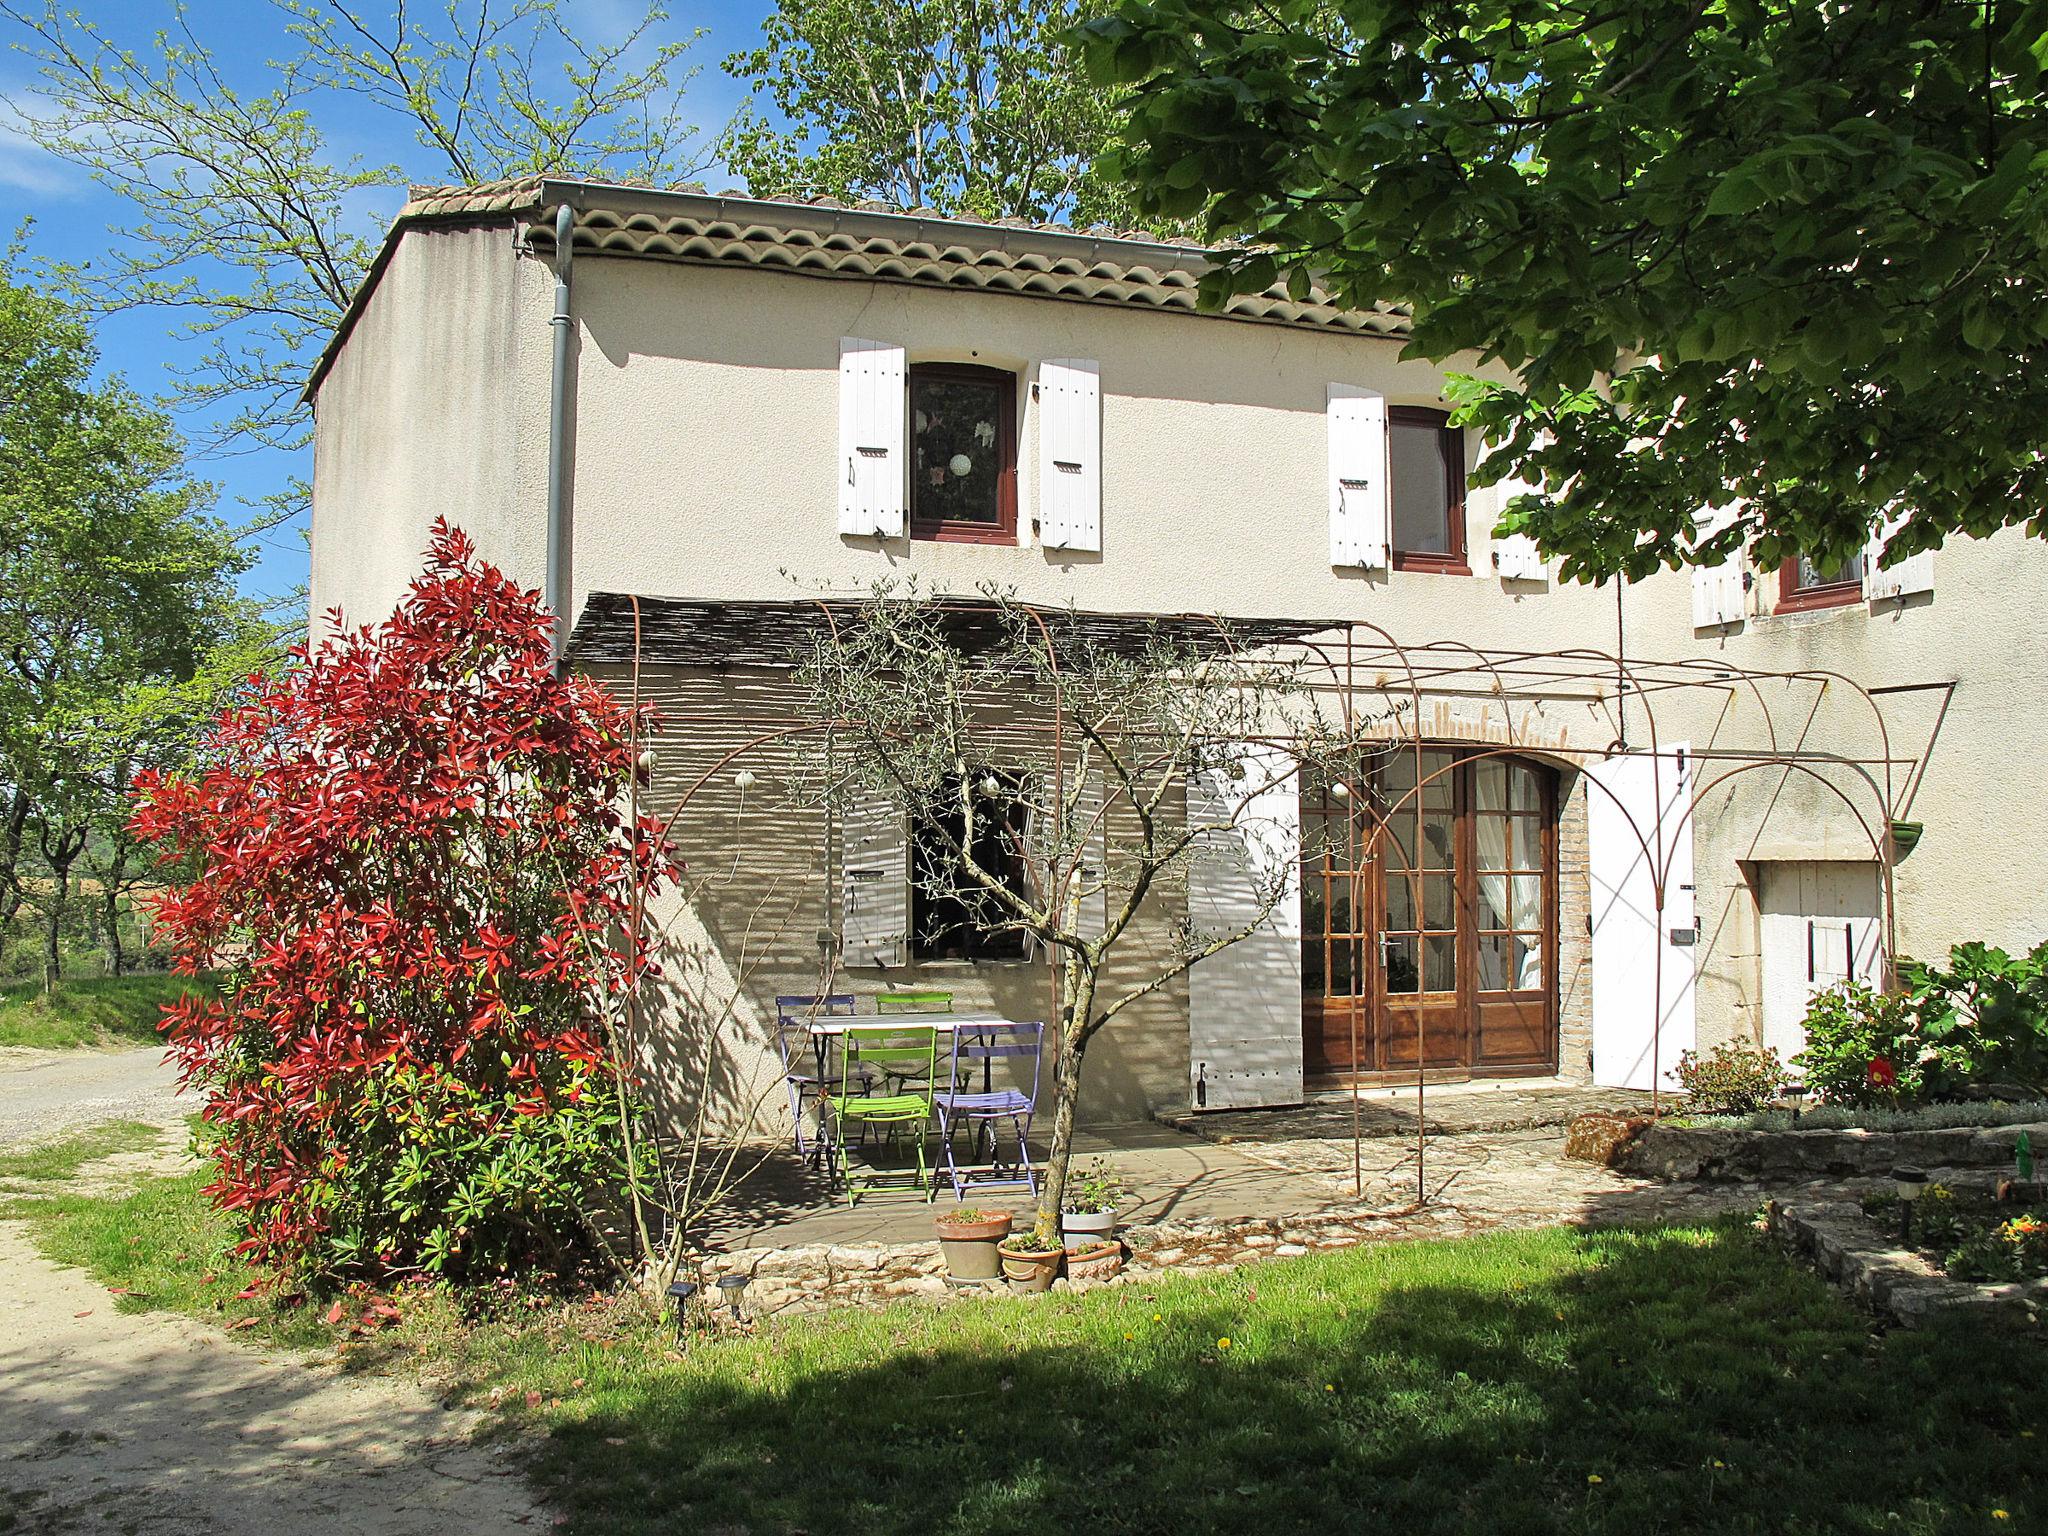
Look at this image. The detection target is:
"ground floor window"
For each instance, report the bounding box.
[1301,746,1558,1079]
[909,771,1033,961]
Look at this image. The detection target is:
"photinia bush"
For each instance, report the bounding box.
[132,520,679,1285]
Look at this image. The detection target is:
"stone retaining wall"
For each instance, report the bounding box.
[1766,1194,2048,1329]
[1617,1120,2047,1184]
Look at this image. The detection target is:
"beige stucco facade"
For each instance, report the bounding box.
[307,179,2048,1128]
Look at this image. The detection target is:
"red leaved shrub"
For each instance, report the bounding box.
[132,520,679,1283]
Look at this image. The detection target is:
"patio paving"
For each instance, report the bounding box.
[1160,1080,1659,1145]
[702,1119,1353,1251]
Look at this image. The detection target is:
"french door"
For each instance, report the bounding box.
[1302,747,1557,1079]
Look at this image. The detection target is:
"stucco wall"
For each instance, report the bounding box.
[308,225,551,638]
[308,224,2048,1111]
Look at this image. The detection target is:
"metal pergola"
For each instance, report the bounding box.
[582,592,1952,1208]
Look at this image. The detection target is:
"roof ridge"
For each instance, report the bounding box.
[394,173,1215,250]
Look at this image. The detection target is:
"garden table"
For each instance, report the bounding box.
[804,1014,1037,1096]
[804,1015,1046,1180]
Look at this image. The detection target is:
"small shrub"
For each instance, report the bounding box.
[1799,942,2048,1107]
[1674,1040,1790,1115]
[1060,1158,1129,1215]
[132,521,680,1286]
[1681,1099,2048,1132]
[1797,982,1924,1106]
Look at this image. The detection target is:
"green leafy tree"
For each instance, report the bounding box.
[0,1,709,517]
[1082,0,2048,579]
[723,0,1156,226]
[0,269,258,988]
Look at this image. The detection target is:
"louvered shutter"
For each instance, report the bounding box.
[838,338,906,537]
[1069,772,1109,943]
[1186,742,1304,1110]
[1327,385,1388,571]
[1864,512,1934,601]
[1690,506,1747,629]
[1487,455,1547,581]
[838,794,908,968]
[1038,358,1102,551]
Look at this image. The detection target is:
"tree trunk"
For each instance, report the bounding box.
[0,789,28,972]
[40,823,84,995]
[42,859,68,993]
[101,840,128,976]
[1034,1030,1087,1243]
[1033,964,1099,1242]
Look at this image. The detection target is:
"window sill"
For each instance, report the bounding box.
[910,522,1018,547]
[1774,584,1863,616]
[1392,552,1473,576]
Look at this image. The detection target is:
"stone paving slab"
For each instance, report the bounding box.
[1160,1083,1660,1145]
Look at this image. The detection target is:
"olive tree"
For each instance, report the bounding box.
[800,589,1347,1239]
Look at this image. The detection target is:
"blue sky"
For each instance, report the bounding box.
[0,1,778,610]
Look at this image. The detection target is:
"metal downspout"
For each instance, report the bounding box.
[546,201,575,656]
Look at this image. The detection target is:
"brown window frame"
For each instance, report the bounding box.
[1387,406,1470,574]
[1776,555,1863,614]
[908,362,1019,546]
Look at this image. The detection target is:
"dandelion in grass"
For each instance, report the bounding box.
[1217,1337,1231,1350]
[1587,1475,1603,1485]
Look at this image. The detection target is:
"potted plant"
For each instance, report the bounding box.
[1065,1239,1124,1284]
[934,1206,1012,1281]
[997,1221,1065,1293]
[1059,1158,1129,1252]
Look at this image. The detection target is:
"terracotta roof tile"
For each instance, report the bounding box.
[307,175,1409,399]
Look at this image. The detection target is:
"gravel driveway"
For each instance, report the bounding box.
[0,1045,185,1149]
[0,1049,546,1533]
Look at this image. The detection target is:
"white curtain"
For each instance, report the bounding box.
[1475,763,1510,990]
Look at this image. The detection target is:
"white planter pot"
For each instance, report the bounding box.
[1060,1207,1117,1252]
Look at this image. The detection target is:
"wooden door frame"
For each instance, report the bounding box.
[1303,747,1562,1086]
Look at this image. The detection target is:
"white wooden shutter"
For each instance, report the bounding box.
[1586,746,1697,1092]
[1186,742,1304,1110]
[838,338,906,537]
[1864,512,1934,601]
[1037,358,1101,551]
[1327,384,1388,571]
[838,793,908,968]
[1487,457,1547,581]
[1069,772,1109,943]
[1690,506,1747,629]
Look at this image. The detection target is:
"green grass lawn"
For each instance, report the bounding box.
[13,1133,2044,1536]
[0,973,210,1050]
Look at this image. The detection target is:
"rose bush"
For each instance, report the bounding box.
[132,520,679,1285]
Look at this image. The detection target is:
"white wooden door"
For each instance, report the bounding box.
[1586,746,1697,1092]
[1758,861,1884,1064]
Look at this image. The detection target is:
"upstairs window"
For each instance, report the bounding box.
[909,363,1017,544]
[909,771,1033,960]
[1389,407,1468,572]
[1778,551,1865,613]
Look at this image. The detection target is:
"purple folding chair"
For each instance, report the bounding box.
[774,994,856,1163]
[932,1021,1044,1200]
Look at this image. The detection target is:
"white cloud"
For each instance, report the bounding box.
[0,97,83,197]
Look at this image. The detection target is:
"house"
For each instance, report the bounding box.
[305,174,2046,1128]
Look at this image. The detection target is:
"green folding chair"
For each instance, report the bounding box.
[873,990,956,1095]
[828,1025,939,1206]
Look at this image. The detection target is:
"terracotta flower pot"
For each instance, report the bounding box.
[1060,1207,1117,1252]
[935,1210,1014,1244]
[1064,1240,1123,1283]
[997,1240,1064,1293]
[936,1210,1014,1280]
